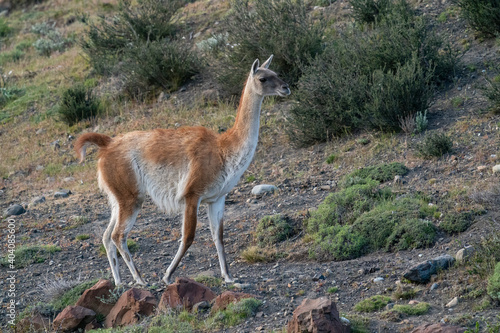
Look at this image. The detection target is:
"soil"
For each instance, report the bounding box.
[1,0,500,332]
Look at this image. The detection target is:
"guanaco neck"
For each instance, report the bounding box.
[219,78,264,162]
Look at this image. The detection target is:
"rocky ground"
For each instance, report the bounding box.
[1,0,500,332]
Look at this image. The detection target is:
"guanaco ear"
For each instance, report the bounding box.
[251,59,260,76]
[261,54,273,69]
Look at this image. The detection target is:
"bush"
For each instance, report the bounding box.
[385,218,437,251]
[31,23,70,56]
[454,0,500,37]
[287,0,456,145]
[354,295,392,312]
[487,262,500,301]
[350,0,392,24]
[392,302,431,315]
[208,0,326,95]
[121,39,201,95]
[57,84,101,126]
[440,211,475,234]
[0,18,12,38]
[343,162,408,184]
[256,214,293,247]
[483,74,500,114]
[418,132,453,158]
[81,0,197,94]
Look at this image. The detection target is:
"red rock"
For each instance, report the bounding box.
[104,288,157,328]
[211,291,255,312]
[287,297,350,333]
[75,279,115,316]
[53,305,96,332]
[159,277,216,311]
[410,323,467,333]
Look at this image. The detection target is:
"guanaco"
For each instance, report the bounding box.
[75,55,290,285]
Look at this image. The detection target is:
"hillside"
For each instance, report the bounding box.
[1,0,500,332]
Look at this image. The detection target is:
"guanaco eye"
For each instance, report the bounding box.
[259,77,267,83]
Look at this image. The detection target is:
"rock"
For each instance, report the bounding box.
[192,300,211,313]
[312,274,325,281]
[157,92,170,103]
[410,323,466,333]
[17,312,51,332]
[201,89,219,104]
[75,279,116,316]
[233,282,251,290]
[373,277,384,283]
[455,246,474,262]
[105,288,157,328]
[158,277,216,311]
[53,305,96,332]
[430,283,439,291]
[63,176,75,183]
[386,303,395,310]
[408,300,420,305]
[477,165,488,172]
[31,196,46,206]
[394,175,403,184]
[212,291,255,313]
[403,255,455,283]
[54,189,71,198]
[445,297,459,308]
[320,185,331,191]
[251,184,278,196]
[4,204,26,216]
[287,297,349,333]
[493,165,500,173]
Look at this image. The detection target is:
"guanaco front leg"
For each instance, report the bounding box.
[208,196,233,283]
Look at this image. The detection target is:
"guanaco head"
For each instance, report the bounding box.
[249,55,290,97]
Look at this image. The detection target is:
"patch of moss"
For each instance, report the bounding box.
[256,214,293,247]
[354,295,392,312]
[342,162,408,185]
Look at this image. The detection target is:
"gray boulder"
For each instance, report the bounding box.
[4,204,26,216]
[403,255,455,283]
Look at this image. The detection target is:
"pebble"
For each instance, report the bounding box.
[408,300,419,305]
[31,196,46,206]
[386,303,394,310]
[251,184,278,196]
[63,177,75,183]
[320,185,331,191]
[430,283,439,291]
[373,277,384,283]
[312,274,325,281]
[445,297,459,308]
[54,189,71,198]
[456,245,474,262]
[233,283,251,290]
[4,204,26,216]
[477,165,488,172]
[493,165,500,173]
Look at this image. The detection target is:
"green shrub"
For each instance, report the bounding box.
[484,73,500,114]
[208,298,262,328]
[256,214,293,247]
[487,262,500,301]
[81,0,197,94]
[287,1,456,144]
[57,84,101,126]
[415,110,428,133]
[31,23,70,56]
[193,275,222,288]
[385,218,437,251]
[75,234,90,241]
[392,302,431,315]
[454,0,500,37]
[1,245,61,269]
[0,18,12,38]
[343,162,408,184]
[326,154,338,164]
[51,279,99,311]
[0,85,24,109]
[121,39,201,95]
[354,295,392,312]
[350,0,392,24]
[440,211,475,234]
[418,132,453,158]
[209,0,326,95]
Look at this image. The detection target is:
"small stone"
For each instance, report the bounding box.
[456,246,474,262]
[386,303,395,310]
[373,277,384,283]
[312,274,325,281]
[446,297,459,308]
[477,165,488,172]
[36,165,44,171]
[192,300,211,313]
[408,300,419,305]
[493,165,500,173]
[233,283,251,290]
[430,283,439,291]
[31,196,46,206]
[251,184,278,196]
[54,189,71,198]
[394,175,403,184]
[63,177,75,183]
[4,204,26,216]
[320,185,331,191]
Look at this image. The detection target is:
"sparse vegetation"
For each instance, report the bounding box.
[418,132,453,158]
[1,244,61,268]
[57,83,101,126]
[193,275,223,288]
[415,110,428,133]
[487,262,500,301]
[440,211,476,234]
[484,73,500,114]
[75,234,90,241]
[342,162,408,184]
[354,295,392,312]
[392,302,431,316]
[240,246,276,263]
[50,279,99,311]
[256,214,293,247]
[454,0,500,37]
[207,298,262,328]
